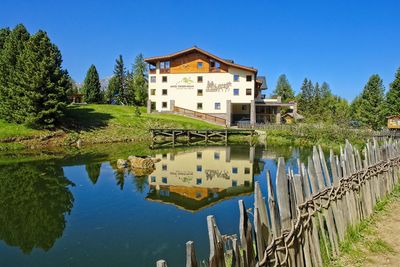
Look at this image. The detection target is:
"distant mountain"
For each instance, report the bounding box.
[100,76,112,92]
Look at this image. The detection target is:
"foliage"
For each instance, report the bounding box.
[273,74,294,102]
[297,78,350,125]
[82,64,102,103]
[351,74,385,130]
[0,161,74,253]
[385,67,400,116]
[127,53,148,105]
[85,163,102,184]
[0,24,71,128]
[105,76,119,104]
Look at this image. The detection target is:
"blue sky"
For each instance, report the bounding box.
[1,0,399,101]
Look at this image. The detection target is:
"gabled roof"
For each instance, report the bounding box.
[387,115,400,119]
[144,46,258,73]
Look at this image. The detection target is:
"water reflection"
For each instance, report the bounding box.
[0,162,74,254]
[145,146,261,211]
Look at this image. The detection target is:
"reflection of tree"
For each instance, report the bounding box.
[132,176,148,193]
[115,170,125,190]
[85,163,102,184]
[0,162,74,253]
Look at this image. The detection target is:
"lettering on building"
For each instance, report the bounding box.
[170,77,195,89]
[206,81,232,92]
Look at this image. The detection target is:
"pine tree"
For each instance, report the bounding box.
[298,78,311,115]
[0,27,11,50]
[273,74,294,102]
[385,67,400,116]
[354,74,385,130]
[132,53,148,106]
[113,55,126,104]
[13,30,71,128]
[82,64,102,103]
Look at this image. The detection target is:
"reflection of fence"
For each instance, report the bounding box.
[156,139,400,266]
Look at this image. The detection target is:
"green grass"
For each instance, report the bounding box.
[0,119,48,140]
[0,104,224,149]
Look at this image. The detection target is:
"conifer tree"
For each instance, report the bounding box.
[82,64,102,103]
[273,74,294,102]
[297,78,310,115]
[105,76,119,104]
[13,30,71,127]
[385,67,400,116]
[353,74,385,130]
[132,53,148,106]
[0,24,30,122]
[113,55,126,104]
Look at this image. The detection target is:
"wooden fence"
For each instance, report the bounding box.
[155,138,400,266]
[173,106,227,125]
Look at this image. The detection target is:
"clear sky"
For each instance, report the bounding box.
[1,0,399,101]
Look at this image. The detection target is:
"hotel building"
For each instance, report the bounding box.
[145,46,297,126]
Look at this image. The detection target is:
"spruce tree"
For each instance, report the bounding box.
[273,74,294,102]
[385,67,400,116]
[0,24,30,122]
[132,53,148,106]
[354,74,385,130]
[298,78,311,115]
[82,64,101,103]
[13,30,71,128]
[105,76,119,104]
[113,55,126,104]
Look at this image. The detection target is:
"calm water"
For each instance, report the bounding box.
[0,144,311,267]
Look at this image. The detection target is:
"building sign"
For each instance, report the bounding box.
[206,81,232,92]
[170,77,195,89]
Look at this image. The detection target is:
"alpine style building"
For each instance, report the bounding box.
[145,46,297,126]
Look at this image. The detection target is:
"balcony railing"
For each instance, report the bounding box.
[160,68,170,74]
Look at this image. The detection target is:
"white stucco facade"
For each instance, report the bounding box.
[148,66,256,113]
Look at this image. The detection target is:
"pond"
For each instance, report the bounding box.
[0,143,312,267]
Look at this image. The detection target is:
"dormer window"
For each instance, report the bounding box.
[210,59,220,71]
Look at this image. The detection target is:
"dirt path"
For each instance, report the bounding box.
[335,192,400,267]
[363,198,400,267]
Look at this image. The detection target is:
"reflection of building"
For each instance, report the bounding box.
[146,146,257,211]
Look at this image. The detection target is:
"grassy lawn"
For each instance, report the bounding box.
[0,119,49,140]
[0,104,222,148]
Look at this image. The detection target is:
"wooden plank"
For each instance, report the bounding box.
[186,241,198,267]
[276,157,291,229]
[254,181,270,260]
[156,260,168,267]
[239,200,255,267]
[207,215,226,267]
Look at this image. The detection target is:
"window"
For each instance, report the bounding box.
[210,60,220,70]
[214,152,220,160]
[246,75,252,82]
[162,164,167,171]
[232,167,238,174]
[196,178,202,185]
[234,74,239,82]
[246,88,252,96]
[244,167,250,174]
[162,89,168,95]
[197,62,203,68]
[197,152,202,159]
[214,102,221,110]
[197,102,203,110]
[160,61,170,70]
[196,165,202,172]
[197,76,203,83]
[151,102,156,110]
[232,180,238,187]
[233,89,239,96]
[197,89,203,96]
[151,176,156,182]
[150,76,156,83]
[149,64,156,72]
[162,177,168,184]
[162,102,168,108]
[162,76,167,83]
[150,89,156,96]
[195,192,202,198]
[244,181,250,187]
[162,154,167,159]
[242,105,247,111]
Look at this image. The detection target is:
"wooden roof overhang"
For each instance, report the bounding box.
[144,46,258,73]
[387,115,400,119]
